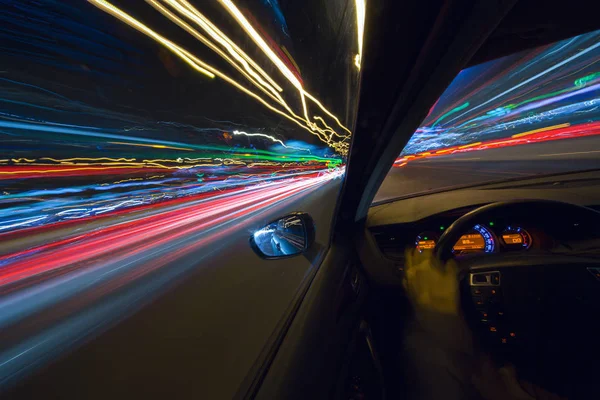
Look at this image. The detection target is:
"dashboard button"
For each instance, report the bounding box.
[491,273,500,285]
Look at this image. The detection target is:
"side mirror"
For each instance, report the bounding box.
[250,212,316,259]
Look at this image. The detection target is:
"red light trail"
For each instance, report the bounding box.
[394,121,600,167]
[0,171,340,291]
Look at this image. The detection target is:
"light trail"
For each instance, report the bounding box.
[155,0,283,98]
[86,0,215,78]
[0,165,340,240]
[86,0,327,145]
[399,29,600,158]
[511,123,571,138]
[168,0,283,92]
[355,0,365,70]
[216,0,307,105]
[0,0,357,390]
[0,168,341,387]
[87,0,352,153]
[443,41,600,126]
[217,0,352,136]
[394,121,600,166]
[0,170,341,288]
[232,130,311,152]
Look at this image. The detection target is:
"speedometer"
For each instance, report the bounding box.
[415,232,438,252]
[501,226,532,249]
[452,224,495,254]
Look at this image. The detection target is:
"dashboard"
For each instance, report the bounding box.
[359,174,600,399]
[360,172,600,285]
[369,209,551,263]
[414,223,532,255]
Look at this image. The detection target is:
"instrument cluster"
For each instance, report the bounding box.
[415,223,533,256]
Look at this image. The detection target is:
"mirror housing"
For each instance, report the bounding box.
[250,212,316,259]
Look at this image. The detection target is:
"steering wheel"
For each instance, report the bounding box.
[433,200,600,398]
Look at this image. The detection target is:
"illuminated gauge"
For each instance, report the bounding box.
[452,224,495,254]
[501,226,532,249]
[415,232,438,252]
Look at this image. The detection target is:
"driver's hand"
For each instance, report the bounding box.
[403,248,473,356]
[403,250,567,400]
[403,248,460,315]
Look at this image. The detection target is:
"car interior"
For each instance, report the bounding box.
[247,1,600,399]
[2,1,600,399]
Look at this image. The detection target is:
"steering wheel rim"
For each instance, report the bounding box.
[432,199,600,398]
[434,199,600,262]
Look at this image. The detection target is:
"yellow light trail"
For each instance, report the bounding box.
[11,158,36,163]
[150,0,323,141]
[108,141,194,151]
[163,0,331,140]
[4,157,259,171]
[355,0,365,70]
[40,157,137,163]
[150,0,282,102]
[88,0,214,79]
[88,1,330,145]
[216,0,352,136]
[0,167,152,175]
[217,0,304,92]
[511,123,571,138]
[88,0,352,153]
[435,148,456,154]
[174,0,283,93]
[458,142,482,149]
[104,177,144,185]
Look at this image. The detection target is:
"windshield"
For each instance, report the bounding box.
[0,1,360,396]
[374,28,600,204]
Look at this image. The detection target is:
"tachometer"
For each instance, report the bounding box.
[501,226,531,249]
[452,224,495,254]
[415,232,438,252]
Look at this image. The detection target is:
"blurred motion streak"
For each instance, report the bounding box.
[0,168,342,384]
[0,170,341,289]
[0,0,361,392]
[354,0,365,70]
[88,0,352,154]
[394,121,600,166]
[393,29,600,166]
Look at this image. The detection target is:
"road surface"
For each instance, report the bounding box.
[4,136,599,398]
[1,173,342,399]
[375,136,600,203]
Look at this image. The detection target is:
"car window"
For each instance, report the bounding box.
[375,28,600,204]
[0,1,361,397]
